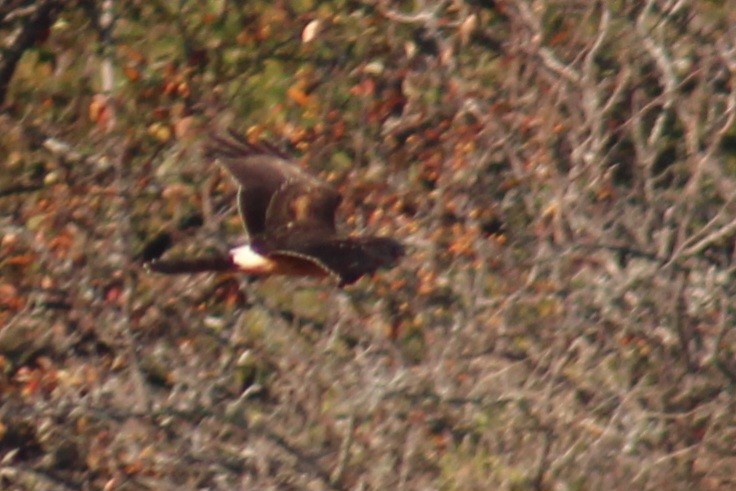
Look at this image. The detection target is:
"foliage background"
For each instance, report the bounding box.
[1,1,736,489]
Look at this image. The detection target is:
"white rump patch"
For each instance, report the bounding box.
[230,245,271,271]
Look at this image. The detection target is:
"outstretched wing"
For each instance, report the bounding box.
[205,130,338,239]
[264,180,342,238]
[264,236,405,286]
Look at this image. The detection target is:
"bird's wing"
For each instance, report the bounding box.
[263,179,342,239]
[206,131,404,286]
[206,130,333,238]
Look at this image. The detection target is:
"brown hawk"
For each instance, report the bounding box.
[148,130,404,286]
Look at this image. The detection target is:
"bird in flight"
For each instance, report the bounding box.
[147,130,404,286]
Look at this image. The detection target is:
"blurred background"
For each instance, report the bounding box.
[1,1,736,489]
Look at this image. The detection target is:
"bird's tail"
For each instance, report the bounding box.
[145,256,235,274]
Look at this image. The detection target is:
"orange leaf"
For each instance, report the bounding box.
[7,254,34,266]
[287,85,311,106]
[349,78,375,97]
[0,283,23,310]
[123,65,140,82]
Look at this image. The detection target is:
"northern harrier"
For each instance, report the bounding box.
[148,131,404,286]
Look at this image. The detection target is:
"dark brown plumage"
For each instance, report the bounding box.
[149,130,404,286]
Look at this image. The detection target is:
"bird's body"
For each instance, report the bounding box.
[148,130,404,286]
[229,244,332,278]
